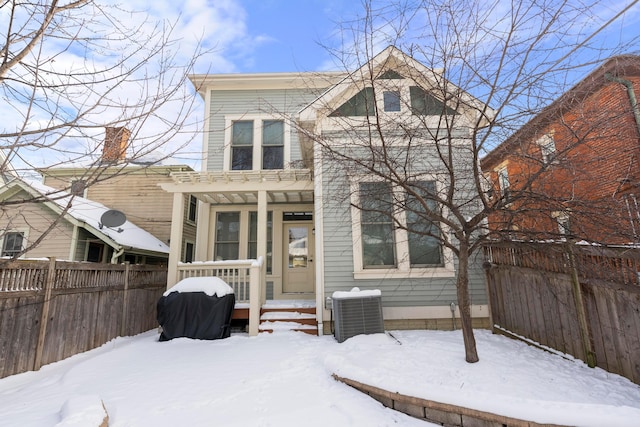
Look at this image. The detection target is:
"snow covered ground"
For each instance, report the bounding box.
[0,329,639,427]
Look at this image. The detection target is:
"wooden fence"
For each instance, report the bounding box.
[0,258,167,379]
[483,242,640,385]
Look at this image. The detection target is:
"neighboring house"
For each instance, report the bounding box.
[482,55,640,244]
[0,179,169,263]
[39,127,197,264]
[161,46,491,335]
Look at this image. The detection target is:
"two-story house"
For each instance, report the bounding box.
[162,46,491,335]
[40,127,198,264]
[482,55,640,244]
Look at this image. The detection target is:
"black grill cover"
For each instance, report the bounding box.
[157,291,236,341]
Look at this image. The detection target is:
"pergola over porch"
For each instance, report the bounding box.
[159,169,317,336]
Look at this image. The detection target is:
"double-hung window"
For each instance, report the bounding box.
[262,121,284,169]
[406,182,443,266]
[228,118,286,171]
[497,167,510,202]
[2,231,24,257]
[231,121,254,170]
[359,182,396,268]
[214,212,240,260]
[352,179,452,278]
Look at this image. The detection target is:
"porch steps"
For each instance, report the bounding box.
[259,306,318,335]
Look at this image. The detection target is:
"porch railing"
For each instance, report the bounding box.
[176,257,264,336]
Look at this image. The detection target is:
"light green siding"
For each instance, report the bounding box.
[207,89,326,172]
[320,140,488,308]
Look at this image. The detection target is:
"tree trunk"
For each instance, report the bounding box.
[456,240,479,363]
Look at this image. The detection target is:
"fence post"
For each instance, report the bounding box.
[34,257,56,370]
[566,243,597,368]
[120,262,130,337]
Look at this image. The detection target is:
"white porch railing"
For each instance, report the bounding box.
[176,257,264,336]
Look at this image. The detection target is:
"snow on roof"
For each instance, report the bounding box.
[332,287,381,300]
[163,276,234,297]
[26,180,169,254]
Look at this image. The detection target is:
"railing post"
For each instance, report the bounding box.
[248,257,263,336]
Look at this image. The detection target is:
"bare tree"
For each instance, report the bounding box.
[0,1,205,258]
[298,0,639,362]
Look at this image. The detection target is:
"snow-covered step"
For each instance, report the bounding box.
[259,320,318,335]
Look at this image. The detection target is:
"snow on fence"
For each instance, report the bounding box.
[484,242,640,385]
[0,258,167,379]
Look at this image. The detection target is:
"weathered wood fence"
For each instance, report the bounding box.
[0,258,167,379]
[484,242,640,385]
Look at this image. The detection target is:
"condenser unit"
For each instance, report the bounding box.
[332,290,384,343]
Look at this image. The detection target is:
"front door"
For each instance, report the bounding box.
[283,223,314,293]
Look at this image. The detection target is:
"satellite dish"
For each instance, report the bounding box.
[100,210,127,230]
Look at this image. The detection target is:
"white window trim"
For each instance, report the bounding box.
[183,239,195,263]
[551,211,570,236]
[0,229,28,258]
[350,177,455,279]
[537,133,556,165]
[223,114,291,171]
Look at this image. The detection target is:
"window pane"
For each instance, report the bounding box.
[406,182,442,266]
[232,147,253,170]
[262,120,283,145]
[362,223,396,267]
[232,121,253,145]
[263,146,283,169]
[232,121,253,170]
[2,232,23,256]
[359,182,395,268]
[215,212,239,260]
[383,91,401,112]
[329,87,375,117]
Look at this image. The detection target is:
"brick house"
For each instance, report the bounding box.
[481,55,640,244]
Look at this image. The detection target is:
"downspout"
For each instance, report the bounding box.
[605,73,640,138]
[111,247,124,264]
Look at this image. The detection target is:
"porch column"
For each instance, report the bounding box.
[167,192,185,289]
[248,190,268,336]
[257,190,268,292]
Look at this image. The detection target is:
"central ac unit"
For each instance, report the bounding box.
[332,290,384,343]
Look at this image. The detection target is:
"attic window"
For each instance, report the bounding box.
[378,70,404,79]
[410,86,457,116]
[329,87,375,117]
[383,91,401,112]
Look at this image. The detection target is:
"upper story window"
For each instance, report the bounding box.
[538,134,556,165]
[262,120,284,169]
[497,166,510,201]
[226,117,288,171]
[2,231,24,257]
[231,121,254,170]
[383,90,401,112]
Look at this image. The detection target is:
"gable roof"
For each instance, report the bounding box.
[298,45,493,126]
[482,54,640,168]
[0,179,169,256]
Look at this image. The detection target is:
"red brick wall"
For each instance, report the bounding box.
[483,76,640,244]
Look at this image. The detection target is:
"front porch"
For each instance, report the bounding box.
[177,259,318,336]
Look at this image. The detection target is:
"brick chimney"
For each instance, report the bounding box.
[102,127,130,163]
